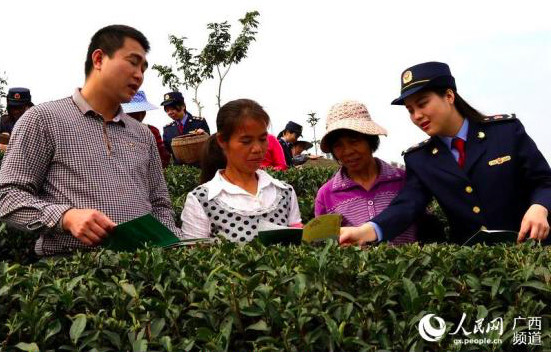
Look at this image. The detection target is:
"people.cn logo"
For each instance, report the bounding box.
[418,314,446,342]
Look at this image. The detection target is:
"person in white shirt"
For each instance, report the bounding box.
[181,99,302,242]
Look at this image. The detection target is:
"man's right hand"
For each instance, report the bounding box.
[62,209,116,246]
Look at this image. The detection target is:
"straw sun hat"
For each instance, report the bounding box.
[320,100,387,153]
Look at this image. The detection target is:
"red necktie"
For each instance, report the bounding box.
[452,137,466,168]
[177,120,184,134]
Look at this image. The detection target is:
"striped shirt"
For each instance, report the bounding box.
[0,89,182,256]
[315,158,417,244]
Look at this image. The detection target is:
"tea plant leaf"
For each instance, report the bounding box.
[476,305,488,319]
[519,280,551,293]
[121,282,138,298]
[103,330,121,349]
[132,338,148,352]
[67,275,84,291]
[160,336,173,352]
[0,284,10,296]
[151,318,166,338]
[70,314,87,344]
[333,290,356,303]
[491,277,501,299]
[403,278,418,301]
[44,319,61,341]
[15,342,39,352]
[293,274,307,297]
[246,320,270,332]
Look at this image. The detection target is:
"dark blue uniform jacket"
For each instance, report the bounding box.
[163,112,210,165]
[373,115,551,244]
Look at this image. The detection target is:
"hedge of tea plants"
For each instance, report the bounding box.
[1,153,549,351]
[1,242,550,351]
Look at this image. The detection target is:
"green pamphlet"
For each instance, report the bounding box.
[258,214,342,246]
[104,214,181,251]
[463,229,519,246]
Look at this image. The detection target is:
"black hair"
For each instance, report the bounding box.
[277,129,298,140]
[426,87,487,123]
[200,99,270,184]
[325,129,380,161]
[163,103,186,112]
[84,25,150,77]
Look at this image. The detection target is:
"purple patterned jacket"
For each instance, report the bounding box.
[315,158,417,244]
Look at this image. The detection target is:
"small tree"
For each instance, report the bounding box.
[153,11,260,116]
[153,36,210,117]
[306,112,320,155]
[0,72,8,116]
[201,11,260,108]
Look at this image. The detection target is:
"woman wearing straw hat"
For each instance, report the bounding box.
[315,100,416,244]
[340,61,551,246]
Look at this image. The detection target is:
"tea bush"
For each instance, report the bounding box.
[0,242,549,351]
[3,153,549,350]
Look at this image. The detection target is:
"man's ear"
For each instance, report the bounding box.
[91,49,105,71]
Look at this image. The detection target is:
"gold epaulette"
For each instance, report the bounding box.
[481,113,516,123]
[402,139,430,156]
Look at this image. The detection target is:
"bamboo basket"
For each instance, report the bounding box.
[0,133,10,145]
[171,133,209,164]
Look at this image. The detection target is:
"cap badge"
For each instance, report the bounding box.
[14,93,21,100]
[164,94,170,100]
[402,70,413,84]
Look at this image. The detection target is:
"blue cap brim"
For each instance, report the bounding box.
[392,75,456,105]
[391,85,426,105]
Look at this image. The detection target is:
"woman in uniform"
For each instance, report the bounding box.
[339,61,551,245]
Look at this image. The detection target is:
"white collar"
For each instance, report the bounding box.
[207,169,287,200]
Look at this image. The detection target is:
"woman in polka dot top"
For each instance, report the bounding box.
[180,99,302,243]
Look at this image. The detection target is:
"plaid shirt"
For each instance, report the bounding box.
[0,89,182,256]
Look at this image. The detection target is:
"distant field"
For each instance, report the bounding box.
[301,157,338,169]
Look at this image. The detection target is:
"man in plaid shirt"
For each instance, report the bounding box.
[0,25,183,256]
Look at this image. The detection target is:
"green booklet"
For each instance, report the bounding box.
[462,229,519,246]
[257,214,342,246]
[104,214,210,251]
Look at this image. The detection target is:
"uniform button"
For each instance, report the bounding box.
[465,186,473,194]
[368,200,374,206]
[480,226,487,231]
[473,206,481,214]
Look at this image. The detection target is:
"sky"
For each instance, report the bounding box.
[1,0,550,163]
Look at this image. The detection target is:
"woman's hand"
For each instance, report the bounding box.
[518,204,549,242]
[339,223,378,246]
